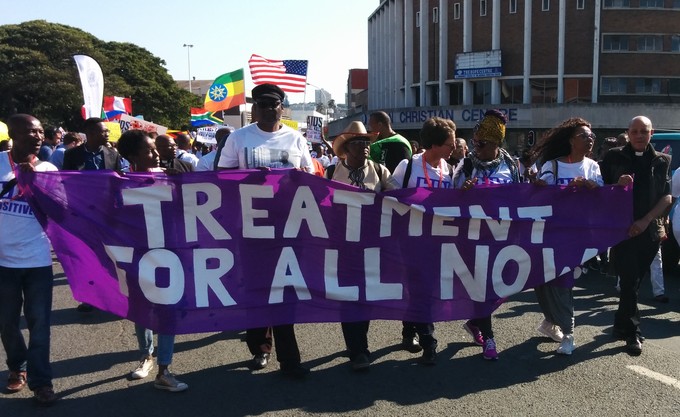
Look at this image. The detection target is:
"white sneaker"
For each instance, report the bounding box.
[537,320,564,342]
[130,356,154,379]
[154,369,188,392]
[556,334,575,355]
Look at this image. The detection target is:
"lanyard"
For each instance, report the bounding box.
[421,157,443,188]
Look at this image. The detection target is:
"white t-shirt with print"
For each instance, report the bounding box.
[454,159,516,188]
[217,123,314,173]
[392,153,453,189]
[538,157,603,186]
[0,152,57,268]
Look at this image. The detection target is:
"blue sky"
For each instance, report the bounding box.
[0,0,380,104]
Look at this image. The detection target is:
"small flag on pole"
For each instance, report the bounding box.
[204,69,246,112]
[103,96,132,120]
[248,54,308,93]
[190,108,223,127]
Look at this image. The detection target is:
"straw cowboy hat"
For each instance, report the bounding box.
[332,121,378,158]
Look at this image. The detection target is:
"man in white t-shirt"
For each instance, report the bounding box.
[217,83,313,379]
[175,133,199,168]
[0,114,58,405]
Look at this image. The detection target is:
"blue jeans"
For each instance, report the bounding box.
[134,324,175,366]
[0,266,53,390]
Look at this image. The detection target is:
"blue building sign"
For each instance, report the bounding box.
[454,67,503,79]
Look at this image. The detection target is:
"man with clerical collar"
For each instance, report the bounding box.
[600,115,672,356]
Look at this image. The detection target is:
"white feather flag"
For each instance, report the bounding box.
[73,55,104,119]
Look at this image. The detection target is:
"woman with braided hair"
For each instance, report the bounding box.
[455,109,520,361]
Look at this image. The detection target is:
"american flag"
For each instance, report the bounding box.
[248,54,308,93]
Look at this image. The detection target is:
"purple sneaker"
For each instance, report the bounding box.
[483,338,498,360]
[463,321,484,346]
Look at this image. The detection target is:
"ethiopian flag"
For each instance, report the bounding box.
[204,69,246,112]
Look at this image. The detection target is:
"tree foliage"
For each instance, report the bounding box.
[0,20,200,130]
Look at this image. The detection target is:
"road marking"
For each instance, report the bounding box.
[627,365,680,389]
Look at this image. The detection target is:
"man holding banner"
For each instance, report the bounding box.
[0,114,58,405]
[63,117,123,313]
[600,115,672,356]
[218,83,314,377]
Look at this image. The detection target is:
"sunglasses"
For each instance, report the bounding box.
[575,132,596,141]
[347,139,371,147]
[256,100,281,108]
[474,139,490,149]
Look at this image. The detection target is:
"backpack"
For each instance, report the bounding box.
[402,157,454,189]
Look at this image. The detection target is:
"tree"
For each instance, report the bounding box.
[0,20,199,130]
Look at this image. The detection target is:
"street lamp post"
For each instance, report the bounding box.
[183,44,194,94]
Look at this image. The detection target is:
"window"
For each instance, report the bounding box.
[542,0,550,11]
[480,0,487,16]
[473,80,492,104]
[670,79,680,95]
[601,78,627,94]
[433,7,439,23]
[510,0,517,14]
[501,79,523,104]
[454,3,461,20]
[603,35,630,51]
[449,83,464,105]
[674,0,680,9]
[636,35,662,52]
[635,78,661,94]
[416,11,421,28]
[639,0,663,8]
[673,35,680,52]
[603,0,630,7]
[577,0,585,9]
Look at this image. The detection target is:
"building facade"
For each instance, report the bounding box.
[333,0,680,153]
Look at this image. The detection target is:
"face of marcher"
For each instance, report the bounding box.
[155,137,177,160]
[132,137,160,172]
[11,116,44,158]
[569,126,595,157]
[344,137,371,164]
[87,122,110,148]
[254,99,283,129]
[472,133,499,162]
[627,117,653,153]
[432,132,456,161]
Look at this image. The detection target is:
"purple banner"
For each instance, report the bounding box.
[19,170,632,334]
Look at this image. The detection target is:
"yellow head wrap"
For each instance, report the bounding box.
[474,110,507,146]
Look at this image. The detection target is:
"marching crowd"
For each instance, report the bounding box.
[0,82,675,406]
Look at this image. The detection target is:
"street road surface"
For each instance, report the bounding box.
[2,257,680,416]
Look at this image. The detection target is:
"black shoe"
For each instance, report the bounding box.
[280,363,310,379]
[420,347,437,365]
[250,353,270,370]
[654,294,670,303]
[76,303,94,313]
[351,353,370,371]
[401,336,423,353]
[612,328,645,343]
[33,386,57,406]
[626,336,643,356]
